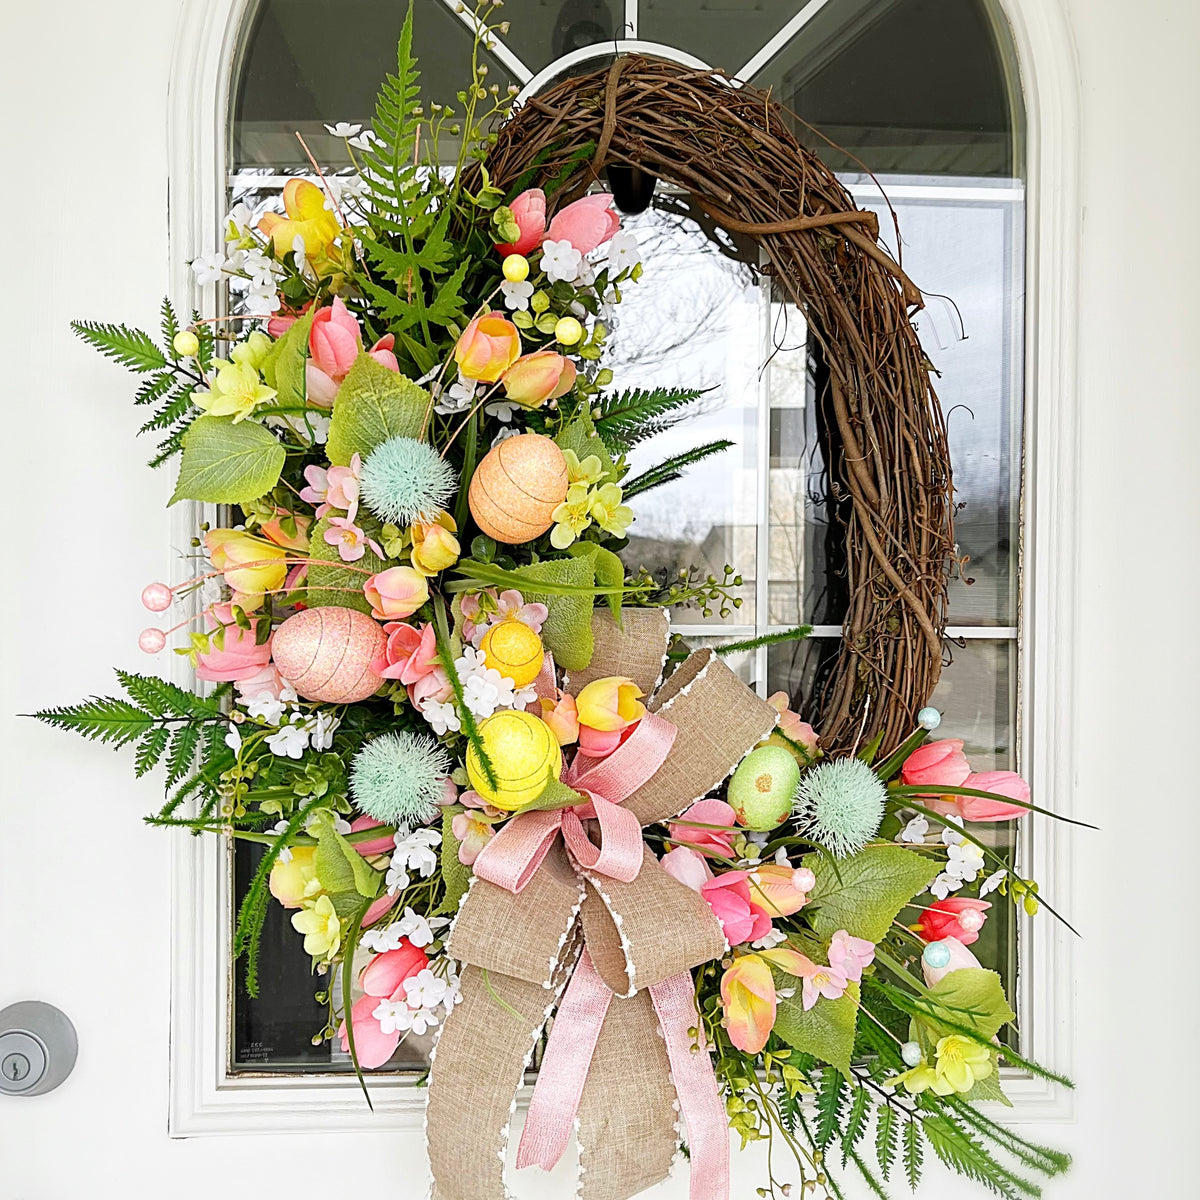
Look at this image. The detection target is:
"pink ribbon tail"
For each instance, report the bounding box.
[649,972,730,1200]
[516,949,612,1171]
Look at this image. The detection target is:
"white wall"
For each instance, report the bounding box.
[1,1,1196,1196]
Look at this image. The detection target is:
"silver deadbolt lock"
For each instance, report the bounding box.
[0,1002,77,1096]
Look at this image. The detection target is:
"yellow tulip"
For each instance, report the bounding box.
[258,178,340,264]
[455,311,521,383]
[574,676,645,732]
[410,512,460,576]
[720,954,777,1054]
[269,846,318,908]
[204,528,289,611]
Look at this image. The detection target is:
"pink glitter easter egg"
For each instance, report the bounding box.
[272,607,387,703]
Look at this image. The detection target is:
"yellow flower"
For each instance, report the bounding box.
[194,359,277,423]
[410,512,460,576]
[290,893,342,959]
[575,676,645,732]
[204,528,289,610]
[550,482,593,549]
[563,448,605,487]
[892,1036,993,1096]
[258,178,340,264]
[269,845,318,908]
[589,482,633,538]
[229,330,272,370]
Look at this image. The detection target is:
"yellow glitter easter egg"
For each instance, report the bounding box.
[480,620,544,688]
[466,709,562,811]
[468,433,568,544]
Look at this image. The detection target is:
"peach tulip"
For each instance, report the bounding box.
[363,566,429,621]
[410,514,460,576]
[747,863,815,918]
[720,946,809,1053]
[502,351,577,408]
[539,691,580,746]
[205,528,289,610]
[258,178,340,262]
[546,193,620,254]
[575,676,645,731]
[195,603,273,682]
[375,621,439,684]
[259,509,311,552]
[494,187,547,256]
[454,312,521,383]
[761,691,819,764]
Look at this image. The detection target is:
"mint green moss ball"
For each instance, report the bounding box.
[727,744,802,831]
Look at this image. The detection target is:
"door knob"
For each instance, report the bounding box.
[0,1002,77,1096]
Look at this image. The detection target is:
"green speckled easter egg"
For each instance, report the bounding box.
[727,744,801,831]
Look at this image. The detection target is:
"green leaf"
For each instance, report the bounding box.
[134,726,171,777]
[555,412,616,480]
[814,1067,848,1149]
[436,808,471,916]
[304,516,387,614]
[515,554,596,671]
[919,968,1016,1042]
[801,844,940,942]
[904,1117,925,1190]
[959,1067,1012,1107]
[875,1102,898,1180]
[514,778,586,814]
[773,979,860,1078]
[325,353,429,465]
[72,319,167,372]
[169,416,286,505]
[260,307,316,407]
[566,541,625,620]
[29,695,153,747]
[311,810,383,900]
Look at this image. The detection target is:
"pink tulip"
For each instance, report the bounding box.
[921,935,982,987]
[195,604,273,682]
[546,193,620,254]
[502,351,577,408]
[368,332,400,373]
[362,892,398,927]
[338,939,430,1068]
[956,771,1031,821]
[495,188,547,256]
[660,845,713,892]
[349,815,395,858]
[916,897,991,946]
[539,691,580,746]
[900,739,972,791]
[306,362,340,408]
[409,667,454,710]
[700,871,773,946]
[455,312,521,383]
[309,297,361,381]
[361,940,428,998]
[363,566,429,621]
[267,313,298,337]
[668,799,737,859]
[577,723,633,757]
[763,691,819,764]
[338,993,400,1068]
[374,621,440,684]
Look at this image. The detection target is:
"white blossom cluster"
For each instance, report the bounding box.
[418,646,538,737]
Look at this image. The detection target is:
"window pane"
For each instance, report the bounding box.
[638,0,802,78]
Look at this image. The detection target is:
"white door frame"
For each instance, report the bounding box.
[165,0,1082,1135]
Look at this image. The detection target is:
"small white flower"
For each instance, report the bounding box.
[272,820,293,863]
[941,823,965,847]
[484,399,519,423]
[946,840,985,882]
[394,906,435,947]
[421,699,461,735]
[348,129,379,151]
[752,928,788,951]
[408,1007,440,1035]
[224,725,243,754]
[307,710,340,752]
[404,968,449,1010]
[572,260,596,288]
[244,684,297,725]
[776,986,797,1000]
[291,234,309,277]
[191,250,227,286]
[898,815,929,845]
[980,868,1007,897]
[325,122,363,138]
[372,998,411,1036]
[244,283,280,316]
[606,230,641,274]
[773,846,791,866]
[392,827,441,879]
[491,426,521,446]
[433,379,477,415]
[541,238,582,283]
[360,925,406,953]
[266,717,309,759]
[513,683,539,708]
[500,278,534,311]
[241,248,279,286]
[930,872,964,900]
[386,862,411,894]
[225,203,253,241]
[462,673,502,718]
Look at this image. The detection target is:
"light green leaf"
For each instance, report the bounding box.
[169,416,286,505]
[311,810,382,900]
[567,541,625,621]
[260,308,316,406]
[304,516,388,614]
[326,353,429,465]
[801,844,940,942]
[517,555,596,671]
[920,968,1016,1042]
[555,412,616,481]
[959,1064,1012,1106]
[773,978,859,1078]
[514,778,586,814]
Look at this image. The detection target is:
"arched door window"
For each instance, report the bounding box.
[226,0,1025,1074]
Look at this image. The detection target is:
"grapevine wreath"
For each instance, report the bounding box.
[35,5,1078,1199]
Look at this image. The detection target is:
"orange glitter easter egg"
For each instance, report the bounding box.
[468,433,568,544]
[271,606,387,703]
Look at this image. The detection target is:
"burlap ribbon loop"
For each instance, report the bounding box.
[429,610,780,1200]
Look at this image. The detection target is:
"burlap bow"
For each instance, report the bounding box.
[427,609,778,1200]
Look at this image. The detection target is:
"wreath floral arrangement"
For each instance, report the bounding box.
[34,7,1077,1199]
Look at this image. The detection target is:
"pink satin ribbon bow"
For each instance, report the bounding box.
[472,710,678,892]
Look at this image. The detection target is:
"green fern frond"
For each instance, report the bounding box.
[134,371,176,406]
[903,1117,925,1190]
[115,670,216,719]
[166,724,203,789]
[160,297,181,354]
[841,1085,871,1166]
[622,439,734,499]
[134,726,172,777]
[29,695,154,747]
[875,1101,899,1180]
[715,626,812,656]
[922,1114,1040,1199]
[947,1099,1071,1179]
[815,1067,848,1150]
[72,319,167,373]
[593,386,708,451]
[847,1144,892,1200]
[138,387,196,434]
